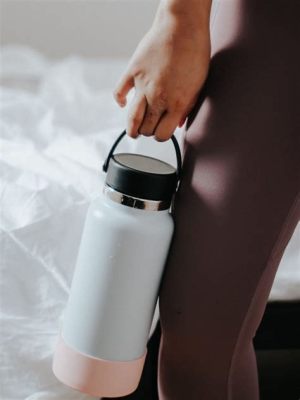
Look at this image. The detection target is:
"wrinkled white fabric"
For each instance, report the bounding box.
[0,45,180,400]
[0,46,299,400]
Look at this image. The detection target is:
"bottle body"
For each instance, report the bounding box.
[53,187,174,396]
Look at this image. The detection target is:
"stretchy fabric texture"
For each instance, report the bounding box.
[104,0,300,399]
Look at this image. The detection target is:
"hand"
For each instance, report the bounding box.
[113,5,211,142]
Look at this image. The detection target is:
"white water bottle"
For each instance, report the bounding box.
[52,130,182,397]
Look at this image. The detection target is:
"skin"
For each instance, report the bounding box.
[112,0,212,142]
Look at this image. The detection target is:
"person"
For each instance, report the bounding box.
[111,0,300,398]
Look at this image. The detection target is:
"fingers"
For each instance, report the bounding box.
[178,116,186,128]
[137,104,165,137]
[114,67,195,140]
[126,91,147,139]
[153,110,180,142]
[113,71,134,107]
[151,97,190,141]
[178,100,196,128]
[137,89,167,137]
[127,94,189,141]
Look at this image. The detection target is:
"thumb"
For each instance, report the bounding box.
[113,71,134,107]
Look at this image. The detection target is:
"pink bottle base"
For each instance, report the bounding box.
[52,334,147,397]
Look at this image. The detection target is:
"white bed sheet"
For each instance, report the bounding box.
[0,46,299,400]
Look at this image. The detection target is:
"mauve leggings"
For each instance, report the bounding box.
[104,0,300,399]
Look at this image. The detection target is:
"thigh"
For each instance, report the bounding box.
[158,0,300,397]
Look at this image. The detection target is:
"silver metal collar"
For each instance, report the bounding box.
[103,184,171,211]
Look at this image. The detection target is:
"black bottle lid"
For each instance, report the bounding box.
[102,130,182,202]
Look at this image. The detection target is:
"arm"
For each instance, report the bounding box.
[113,0,212,141]
[158,0,212,30]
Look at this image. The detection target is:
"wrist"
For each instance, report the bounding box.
[156,0,212,31]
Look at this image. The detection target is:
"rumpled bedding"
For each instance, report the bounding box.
[0,46,299,400]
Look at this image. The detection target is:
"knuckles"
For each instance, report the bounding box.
[144,108,160,123]
[172,98,185,113]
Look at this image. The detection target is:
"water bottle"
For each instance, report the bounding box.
[52,129,182,397]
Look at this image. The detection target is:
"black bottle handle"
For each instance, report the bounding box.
[102,129,182,191]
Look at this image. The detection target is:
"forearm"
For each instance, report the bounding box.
[156,0,212,30]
